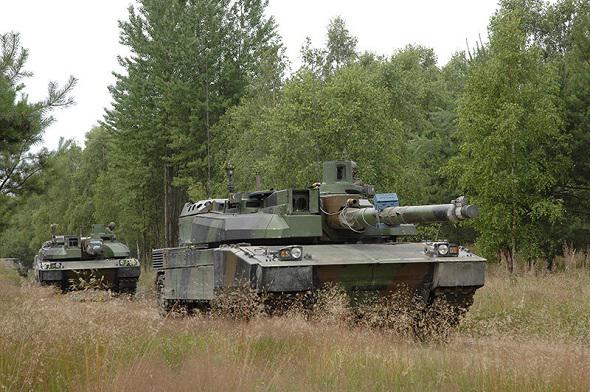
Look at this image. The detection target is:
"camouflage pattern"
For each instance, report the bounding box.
[154,160,486,317]
[33,223,140,292]
[155,244,484,300]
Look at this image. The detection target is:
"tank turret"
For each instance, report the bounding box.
[174,160,479,245]
[316,160,478,240]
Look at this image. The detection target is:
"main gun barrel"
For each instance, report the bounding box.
[332,196,478,231]
[380,201,478,226]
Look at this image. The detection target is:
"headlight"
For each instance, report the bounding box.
[40,262,50,270]
[277,246,303,261]
[425,242,460,257]
[290,247,302,260]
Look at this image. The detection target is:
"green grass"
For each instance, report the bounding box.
[0,264,589,391]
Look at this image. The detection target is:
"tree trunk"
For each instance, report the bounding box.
[164,164,181,247]
[205,62,211,198]
[546,256,554,271]
[526,259,534,274]
[141,229,148,270]
[502,248,514,274]
[510,139,517,274]
[510,220,517,274]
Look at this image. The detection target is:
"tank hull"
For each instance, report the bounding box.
[154,243,485,311]
[33,258,140,293]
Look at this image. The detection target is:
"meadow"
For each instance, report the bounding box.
[1,261,589,391]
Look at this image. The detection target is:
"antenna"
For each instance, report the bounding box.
[225,162,235,194]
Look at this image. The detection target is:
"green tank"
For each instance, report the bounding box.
[153,160,486,323]
[33,223,141,293]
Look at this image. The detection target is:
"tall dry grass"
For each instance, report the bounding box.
[1,264,589,391]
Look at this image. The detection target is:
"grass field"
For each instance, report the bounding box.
[1,264,589,391]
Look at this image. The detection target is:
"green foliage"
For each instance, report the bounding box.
[488,0,590,250]
[0,131,108,264]
[0,31,77,260]
[215,41,467,212]
[301,16,358,78]
[213,63,413,196]
[0,32,76,197]
[448,4,571,262]
[555,1,590,245]
[103,0,283,247]
[3,1,590,268]
[380,45,465,205]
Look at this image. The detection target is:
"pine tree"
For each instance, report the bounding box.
[0,32,76,196]
[103,0,283,248]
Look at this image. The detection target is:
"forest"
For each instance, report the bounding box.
[1,0,589,272]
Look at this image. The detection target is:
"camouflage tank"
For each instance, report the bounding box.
[33,223,140,293]
[153,161,485,323]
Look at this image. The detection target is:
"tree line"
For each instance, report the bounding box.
[0,0,588,272]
